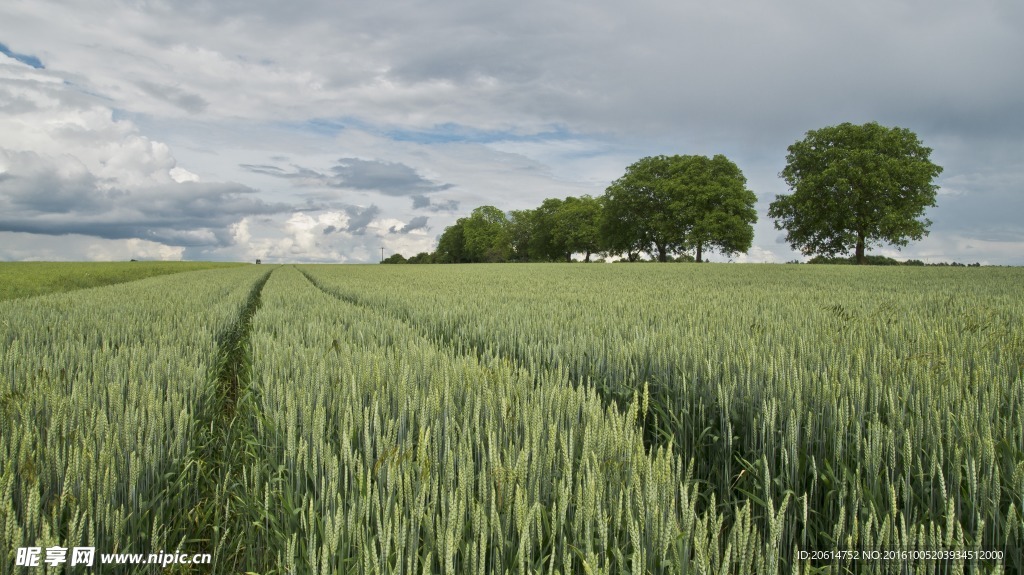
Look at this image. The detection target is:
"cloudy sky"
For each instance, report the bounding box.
[1,0,1021,264]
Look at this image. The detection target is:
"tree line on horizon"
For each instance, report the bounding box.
[387,154,758,264]
[384,122,944,265]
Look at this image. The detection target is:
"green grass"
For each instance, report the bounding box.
[0,261,246,301]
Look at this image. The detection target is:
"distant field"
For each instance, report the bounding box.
[0,260,245,301]
[2,263,1020,574]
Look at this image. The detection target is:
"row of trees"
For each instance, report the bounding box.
[385,122,944,265]
[388,199,604,264]
[388,154,758,264]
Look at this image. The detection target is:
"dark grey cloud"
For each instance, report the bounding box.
[329,158,453,195]
[344,204,380,235]
[389,215,429,234]
[241,158,453,197]
[11,1,1024,146]
[239,163,326,181]
[321,204,381,236]
[411,194,460,212]
[931,189,1024,243]
[240,163,285,175]
[137,81,208,114]
[0,151,289,246]
[325,0,1024,147]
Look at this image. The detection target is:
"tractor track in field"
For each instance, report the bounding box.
[213,268,273,417]
[180,266,275,572]
[296,266,514,367]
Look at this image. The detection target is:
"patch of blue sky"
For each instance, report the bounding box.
[300,117,350,137]
[0,41,44,69]
[274,116,369,138]
[282,116,580,146]
[384,123,576,145]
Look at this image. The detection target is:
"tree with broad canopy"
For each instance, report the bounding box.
[769,122,943,265]
[602,154,756,262]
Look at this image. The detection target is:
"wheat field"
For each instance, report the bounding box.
[2,263,1021,574]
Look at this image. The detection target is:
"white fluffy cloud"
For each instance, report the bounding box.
[0,51,292,255]
[0,61,176,187]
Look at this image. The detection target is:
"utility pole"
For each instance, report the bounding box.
[381,247,385,262]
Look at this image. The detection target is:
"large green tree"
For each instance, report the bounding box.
[533,198,568,261]
[602,156,683,262]
[768,122,943,265]
[602,154,756,262]
[553,195,603,262]
[508,208,539,262]
[435,218,468,263]
[508,199,575,262]
[675,155,757,262]
[462,205,511,262]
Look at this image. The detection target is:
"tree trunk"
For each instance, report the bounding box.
[584,251,591,263]
[695,243,703,263]
[855,232,866,265]
[656,243,667,262]
[628,251,639,262]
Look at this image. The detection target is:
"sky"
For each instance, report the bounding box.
[1,0,1021,264]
